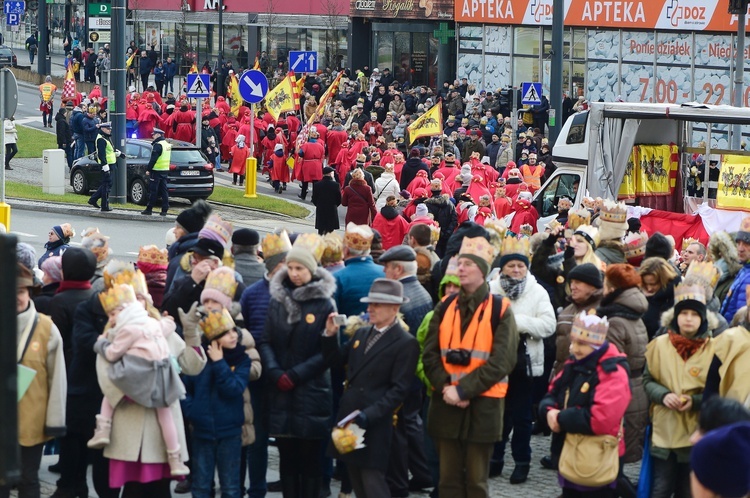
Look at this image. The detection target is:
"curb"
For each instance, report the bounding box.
[7,198,175,222]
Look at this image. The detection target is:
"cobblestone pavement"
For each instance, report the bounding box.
[28,433,641,498]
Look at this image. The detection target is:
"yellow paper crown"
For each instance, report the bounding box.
[261,230,293,258]
[103,260,149,298]
[199,308,235,341]
[459,236,495,263]
[293,233,325,263]
[429,225,441,245]
[321,233,343,265]
[501,235,530,258]
[204,267,238,298]
[445,256,459,276]
[599,200,628,224]
[568,209,592,230]
[684,261,720,291]
[138,245,168,266]
[99,283,137,314]
[83,233,110,263]
[673,283,706,305]
[343,223,374,251]
[681,237,699,252]
[59,223,76,239]
[570,311,609,346]
[581,197,596,209]
[624,231,648,261]
[574,224,600,248]
[484,218,507,240]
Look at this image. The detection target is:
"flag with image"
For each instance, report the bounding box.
[407,101,443,145]
[264,73,297,121]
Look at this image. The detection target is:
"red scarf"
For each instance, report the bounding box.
[56,280,92,293]
[668,331,708,361]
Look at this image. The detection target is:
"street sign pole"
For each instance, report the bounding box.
[244,102,256,199]
[196,97,202,148]
[111,0,126,204]
[0,69,18,229]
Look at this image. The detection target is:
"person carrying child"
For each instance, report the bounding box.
[88,281,189,477]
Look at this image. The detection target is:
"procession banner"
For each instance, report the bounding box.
[407,103,443,145]
[264,74,297,121]
[618,146,638,200]
[718,154,750,212]
[634,144,677,197]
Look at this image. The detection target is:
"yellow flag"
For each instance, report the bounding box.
[264,75,296,121]
[253,57,260,70]
[306,71,343,126]
[407,103,443,145]
[296,75,306,95]
[189,63,198,74]
[231,74,244,116]
[126,53,135,68]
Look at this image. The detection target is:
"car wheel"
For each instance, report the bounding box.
[71,170,88,194]
[130,178,148,205]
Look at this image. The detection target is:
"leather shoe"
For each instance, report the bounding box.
[409,478,434,491]
[141,209,153,215]
[4,165,12,170]
[159,211,168,216]
[489,460,504,478]
[540,455,557,470]
[267,480,283,492]
[100,207,113,212]
[173,478,191,494]
[509,463,530,484]
[87,199,100,209]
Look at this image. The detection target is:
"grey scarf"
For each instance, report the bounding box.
[499,274,527,300]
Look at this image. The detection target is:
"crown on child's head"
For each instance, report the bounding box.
[199,308,235,341]
[684,262,720,292]
[673,283,707,305]
[570,311,609,347]
[99,284,137,314]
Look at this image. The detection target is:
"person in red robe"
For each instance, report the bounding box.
[229,134,249,186]
[171,103,196,143]
[268,143,290,194]
[215,96,230,115]
[509,197,539,235]
[326,119,348,165]
[494,179,513,219]
[137,105,160,139]
[406,170,430,198]
[296,129,325,200]
[221,118,239,162]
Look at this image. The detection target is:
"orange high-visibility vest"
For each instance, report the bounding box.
[439,295,510,398]
[521,164,543,190]
[39,83,56,102]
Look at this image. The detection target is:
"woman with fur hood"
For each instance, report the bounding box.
[257,241,336,498]
[708,230,743,304]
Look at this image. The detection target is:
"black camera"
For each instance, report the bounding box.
[445,348,471,366]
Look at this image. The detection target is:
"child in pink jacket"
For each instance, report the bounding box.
[89,283,189,476]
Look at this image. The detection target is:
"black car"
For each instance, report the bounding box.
[70,138,214,205]
[0,45,17,67]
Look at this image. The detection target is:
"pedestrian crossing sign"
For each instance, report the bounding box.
[186,74,210,98]
[521,82,542,105]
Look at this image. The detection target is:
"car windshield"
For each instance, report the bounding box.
[172,149,208,164]
[0,48,12,56]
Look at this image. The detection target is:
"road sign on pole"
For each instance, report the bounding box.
[288,51,318,73]
[521,82,542,105]
[238,69,268,104]
[186,74,210,98]
[3,1,24,14]
[5,12,19,25]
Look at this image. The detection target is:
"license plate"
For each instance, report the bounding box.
[180,170,200,176]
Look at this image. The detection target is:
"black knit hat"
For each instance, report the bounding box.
[61,247,97,282]
[176,200,212,234]
[568,263,603,289]
[644,232,672,261]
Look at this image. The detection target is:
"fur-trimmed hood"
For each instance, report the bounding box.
[660,307,720,333]
[270,266,337,324]
[708,230,743,277]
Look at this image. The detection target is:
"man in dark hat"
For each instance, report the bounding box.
[231,228,264,286]
[322,279,419,498]
[141,128,171,216]
[87,122,122,212]
[312,166,342,235]
[461,129,485,163]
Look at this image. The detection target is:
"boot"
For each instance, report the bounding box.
[509,463,530,484]
[87,415,112,449]
[167,447,190,476]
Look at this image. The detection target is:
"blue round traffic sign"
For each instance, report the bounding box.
[238,69,269,105]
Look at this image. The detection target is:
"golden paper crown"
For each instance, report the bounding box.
[445,256,459,277]
[199,308,235,341]
[673,283,706,305]
[574,224,600,248]
[83,233,110,263]
[294,233,325,263]
[570,311,609,347]
[81,226,100,238]
[681,237,700,252]
[343,223,374,251]
[546,219,562,232]
[138,245,168,266]
[204,267,238,298]
[599,200,628,224]
[740,216,750,233]
[568,209,592,230]
[624,231,648,261]
[429,225,441,245]
[321,233,343,265]
[59,223,76,239]
[581,197,596,209]
[519,224,534,238]
[484,218,508,239]
[261,230,293,258]
[684,261,720,291]
[103,260,149,298]
[459,236,495,263]
[99,284,137,314]
[501,235,530,259]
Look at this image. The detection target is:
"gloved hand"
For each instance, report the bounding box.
[115,149,123,157]
[277,373,295,392]
[178,302,202,347]
[102,164,110,173]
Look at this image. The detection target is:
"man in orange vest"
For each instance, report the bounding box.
[520,153,545,193]
[422,236,520,498]
[39,75,57,128]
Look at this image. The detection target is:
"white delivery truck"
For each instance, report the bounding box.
[534,102,750,231]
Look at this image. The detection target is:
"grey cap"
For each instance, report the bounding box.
[360,278,410,304]
[378,245,416,264]
[99,122,112,129]
[152,128,165,135]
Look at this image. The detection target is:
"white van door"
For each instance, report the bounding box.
[533,170,585,232]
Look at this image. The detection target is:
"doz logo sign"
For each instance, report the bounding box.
[665,0,707,28]
[529,0,552,23]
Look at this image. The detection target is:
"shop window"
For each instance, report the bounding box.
[537,173,581,217]
[513,57,539,88]
[572,29,586,60]
[376,31,393,79]
[514,27,540,56]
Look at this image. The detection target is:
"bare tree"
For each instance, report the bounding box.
[264,0,278,68]
[322,0,343,70]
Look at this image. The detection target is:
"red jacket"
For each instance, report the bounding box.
[372,206,410,250]
[342,179,377,226]
[326,129,348,164]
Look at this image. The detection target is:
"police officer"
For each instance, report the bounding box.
[141,128,171,216]
[87,122,121,212]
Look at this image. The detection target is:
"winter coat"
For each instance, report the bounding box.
[490,272,556,377]
[82,115,98,142]
[234,253,265,287]
[495,145,513,171]
[540,343,631,489]
[259,267,336,439]
[297,140,325,182]
[400,157,430,191]
[333,256,385,317]
[322,320,419,471]
[166,232,200,292]
[423,283,520,442]
[312,175,342,234]
[182,345,251,440]
[240,277,272,344]
[342,179,376,226]
[389,99,405,115]
[596,287,649,463]
[721,263,750,324]
[595,240,626,266]
[643,276,681,339]
[461,139,485,163]
[374,172,401,210]
[553,290,604,377]
[48,284,95,372]
[372,205,409,251]
[33,283,59,315]
[424,195,458,257]
[55,110,72,145]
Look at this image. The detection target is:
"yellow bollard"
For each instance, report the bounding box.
[244,157,257,199]
[0,202,10,232]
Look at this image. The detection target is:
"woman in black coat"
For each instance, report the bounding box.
[258,246,336,498]
[311,168,342,235]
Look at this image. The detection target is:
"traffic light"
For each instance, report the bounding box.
[729,0,749,14]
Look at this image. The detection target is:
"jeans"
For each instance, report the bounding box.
[493,368,534,466]
[29,49,35,64]
[166,77,174,94]
[192,436,242,498]
[74,134,85,160]
[145,170,170,212]
[0,443,44,498]
[244,380,269,498]
[58,142,72,169]
[650,452,691,498]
